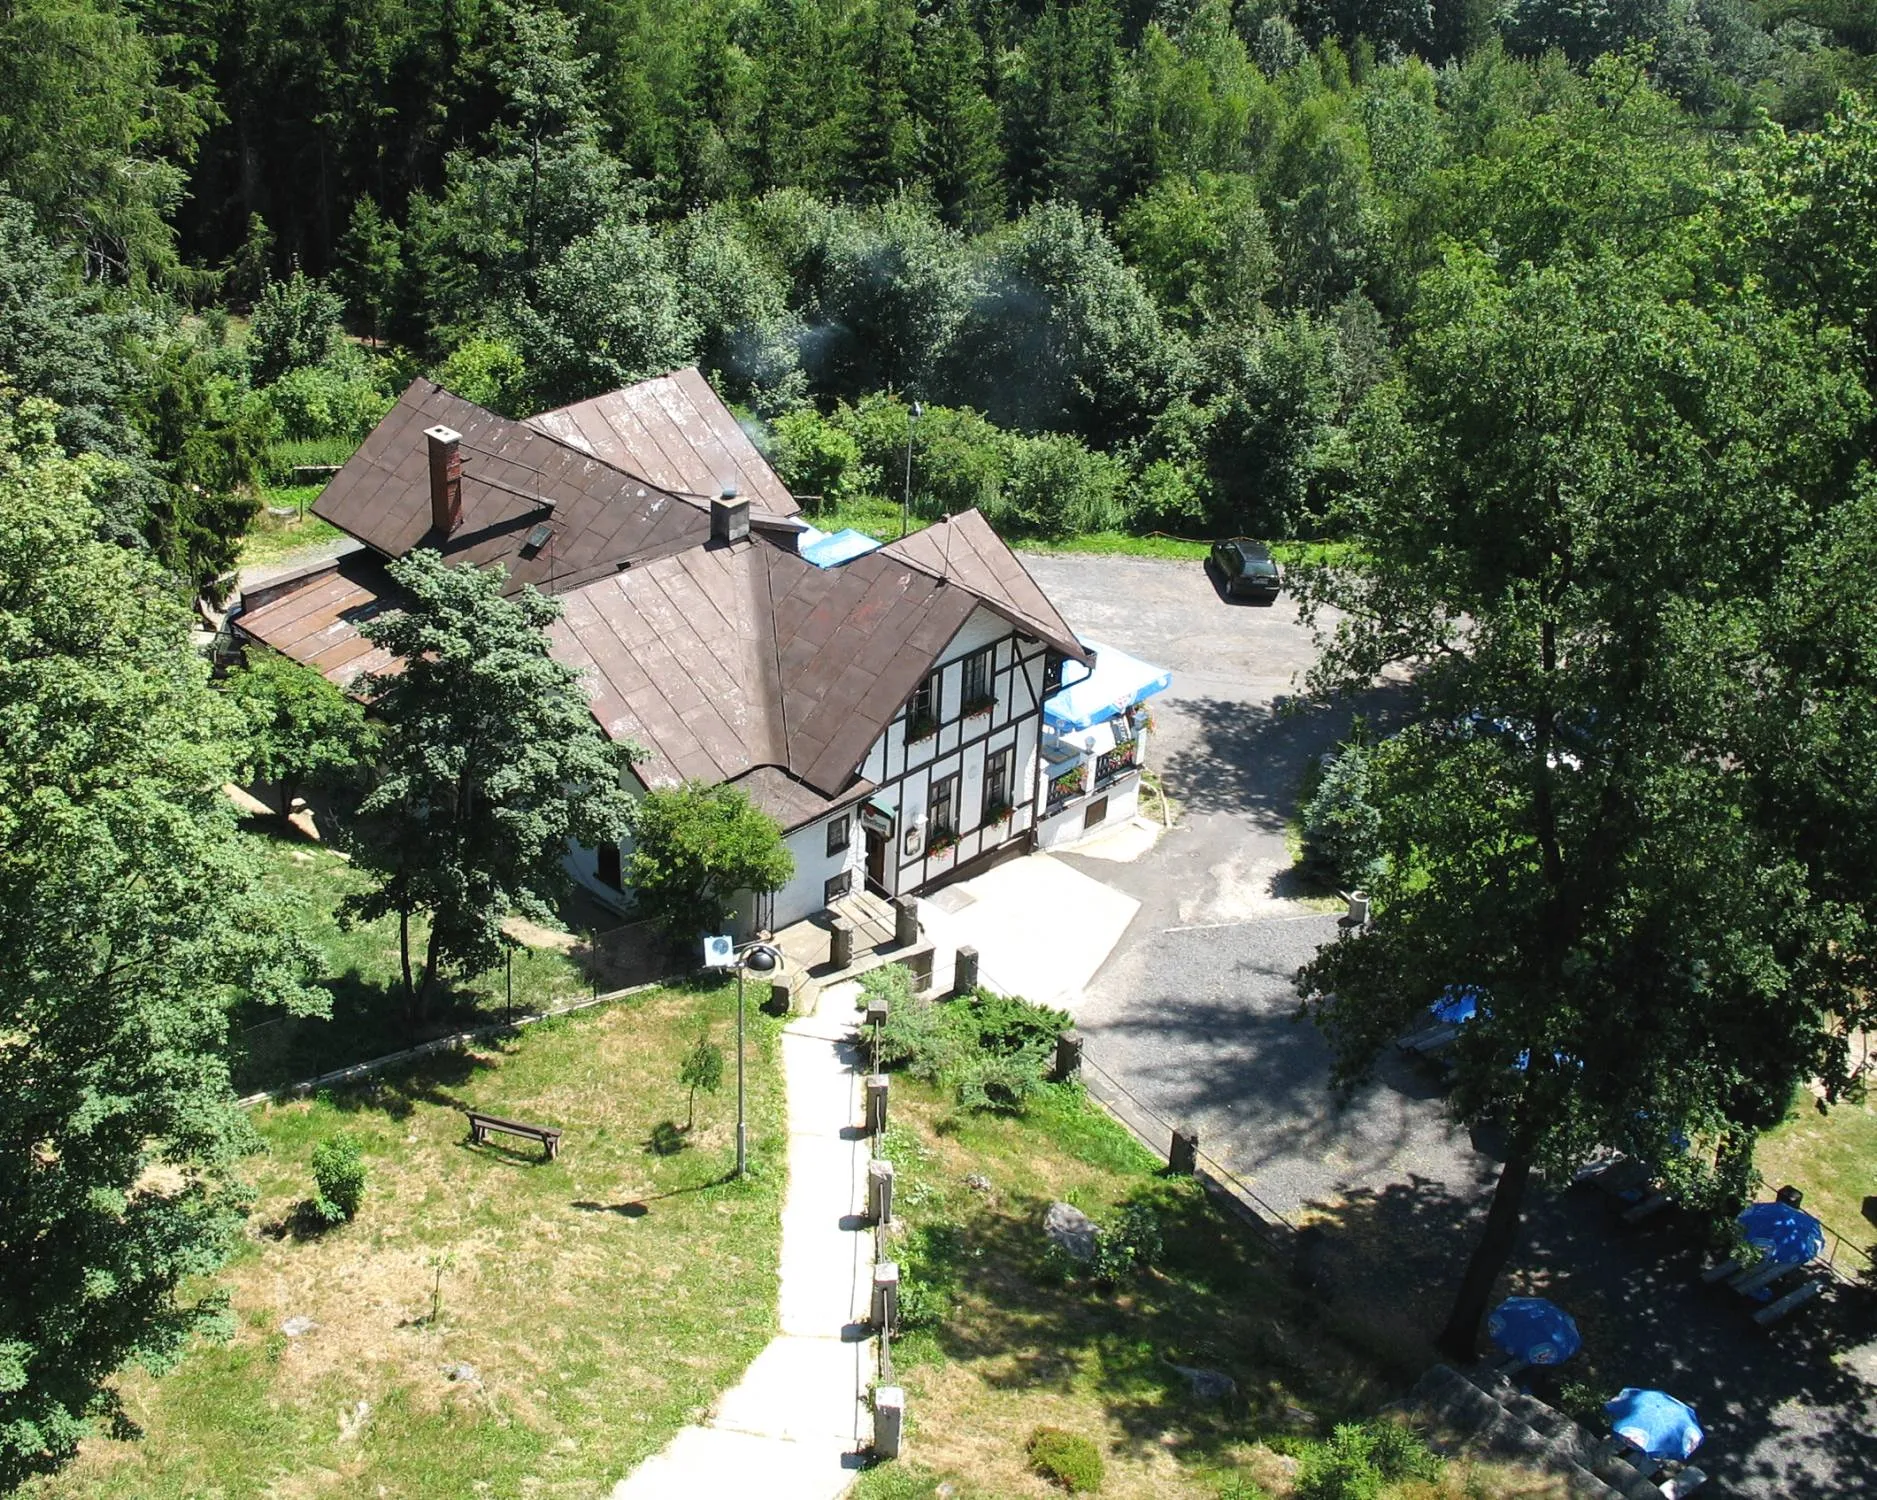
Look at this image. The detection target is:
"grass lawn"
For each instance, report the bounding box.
[852,1080,1519,1500]
[240,483,346,569]
[32,981,786,1500]
[1754,1083,1877,1270]
[230,827,597,1095]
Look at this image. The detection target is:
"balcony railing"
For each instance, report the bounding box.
[1045,765,1087,812]
[1094,740,1138,787]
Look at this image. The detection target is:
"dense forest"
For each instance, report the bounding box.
[8,0,1877,592]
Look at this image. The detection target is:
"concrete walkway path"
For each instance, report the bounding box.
[610,987,871,1499]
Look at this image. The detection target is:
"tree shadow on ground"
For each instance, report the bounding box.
[1079,988,1486,1213]
[560,901,673,995]
[302,1042,494,1120]
[230,964,512,1096]
[1157,679,1417,826]
[1298,1172,1877,1499]
[911,1178,1410,1474]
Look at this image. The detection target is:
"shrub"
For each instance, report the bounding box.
[248,267,346,384]
[263,361,392,442]
[771,408,875,507]
[1026,1426,1105,1492]
[1293,1421,1438,1500]
[992,431,1131,539]
[868,971,1071,1114]
[1299,739,1383,889]
[952,1050,1048,1113]
[1090,1197,1165,1285]
[961,988,1071,1056]
[309,1135,366,1225]
[869,966,962,1083]
[432,333,527,413]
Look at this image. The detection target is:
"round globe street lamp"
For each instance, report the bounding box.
[736,942,780,1177]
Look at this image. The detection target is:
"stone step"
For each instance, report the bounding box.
[1489,1379,1661,1497]
[1404,1365,1659,1500]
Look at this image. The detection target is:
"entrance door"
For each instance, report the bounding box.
[864,826,888,896]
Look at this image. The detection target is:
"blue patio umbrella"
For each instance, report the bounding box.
[1486,1297,1581,1366]
[1737,1200,1825,1268]
[1606,1388,1704,1461]
[1431,985,1482,1025]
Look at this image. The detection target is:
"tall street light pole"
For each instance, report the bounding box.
[901,400,922,539]
[735,942,779,1177]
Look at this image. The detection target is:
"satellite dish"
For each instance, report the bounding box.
[702,934,735,969]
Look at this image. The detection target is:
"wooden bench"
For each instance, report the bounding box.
[1752,1275,1826,1327]
[1728,1256,1808,1300]
[466,1110,563,1160]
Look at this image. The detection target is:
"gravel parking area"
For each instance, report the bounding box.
[1020,551,1470,1217]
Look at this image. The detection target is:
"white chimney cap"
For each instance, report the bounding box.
[424,424,462,445]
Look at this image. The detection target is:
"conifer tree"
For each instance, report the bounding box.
[912,0,1006,230]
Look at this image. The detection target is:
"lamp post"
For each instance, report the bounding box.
[735,941,780,1177]
[900,400,922,539]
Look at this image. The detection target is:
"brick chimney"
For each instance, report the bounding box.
[425,424,463,535]
[711,483,749,545]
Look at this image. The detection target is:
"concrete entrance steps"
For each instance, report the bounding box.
[830,889,898,951]
[1403,1365,1661,1499]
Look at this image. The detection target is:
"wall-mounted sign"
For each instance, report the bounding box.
[860,804,894,836]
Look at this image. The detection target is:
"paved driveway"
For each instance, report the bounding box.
[1020,551,1478,1217]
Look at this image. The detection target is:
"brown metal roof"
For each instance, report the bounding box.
[880,510,1092,665]
[312,379,714,592]
[549,535,986,799]
[769,545,977,795]
[527,367,799,517]
[727,766,873,833]
[548,539,785,787]
[233,553,402,689]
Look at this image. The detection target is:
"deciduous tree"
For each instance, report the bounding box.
[0,390,317,1488]
[626,782,794,944]
[223,651,373,824]
[1292,251,1871,1359]
[344,551,634,1018]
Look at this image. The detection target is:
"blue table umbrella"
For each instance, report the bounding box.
[1486,1297,1581,1366]
[1431,985,1482,1024]
[1607,1388,1704,1461]
[1737,1201,1825,1267]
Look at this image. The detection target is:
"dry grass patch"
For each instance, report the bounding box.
[30,983,785,1500]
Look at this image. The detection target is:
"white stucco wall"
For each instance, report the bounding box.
[770,811,863,929]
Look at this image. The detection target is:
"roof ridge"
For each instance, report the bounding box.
[761,545,791,762]
[406,376,713,518]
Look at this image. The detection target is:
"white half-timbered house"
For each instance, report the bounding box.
[234,367,1169,936]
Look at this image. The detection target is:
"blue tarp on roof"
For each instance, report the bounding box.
[798,526,884,568]
[1044,638,1173,731]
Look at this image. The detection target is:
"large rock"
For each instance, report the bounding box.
[1044,1201,1098,1262]
[1168,1363,1238,1402]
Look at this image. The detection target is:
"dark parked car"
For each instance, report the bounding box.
[1208,538,1282,601]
